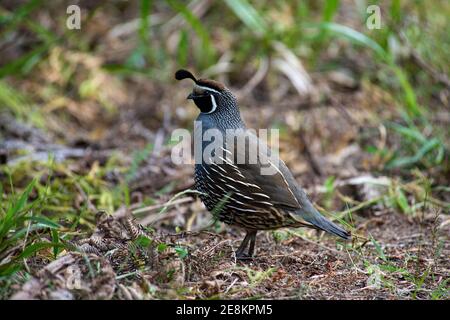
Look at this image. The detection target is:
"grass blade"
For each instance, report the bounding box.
[223,0,268,36]
[166,0,215,67]
[0,178,37,240]
[387,138,441,169]
[314,22,387,59]
[322,0,340,22]
[16,242,65,260]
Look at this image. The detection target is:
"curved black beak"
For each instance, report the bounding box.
[187,93,194,100]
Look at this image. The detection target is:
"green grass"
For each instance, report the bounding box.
[0,0,448,300]
[0,176,65,278]
[0,156,130,280]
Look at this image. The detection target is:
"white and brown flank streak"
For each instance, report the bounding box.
[196,150,293,229]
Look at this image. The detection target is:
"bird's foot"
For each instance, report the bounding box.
[236,252,253,261]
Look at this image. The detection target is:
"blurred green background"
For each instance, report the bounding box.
[0,0,449,299]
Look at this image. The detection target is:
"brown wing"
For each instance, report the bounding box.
[210,131,301,211]
[202,131,349,236]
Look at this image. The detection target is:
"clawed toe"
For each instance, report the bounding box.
[236,252,253,261]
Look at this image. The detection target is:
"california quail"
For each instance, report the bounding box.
[175,69,350,259]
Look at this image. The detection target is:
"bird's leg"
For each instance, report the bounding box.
[236,232,251,258]
[247,230,257,257]
[236,230,257,260]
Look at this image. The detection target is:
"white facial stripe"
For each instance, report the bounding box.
[204,94,218,114]
[195,84,221,94]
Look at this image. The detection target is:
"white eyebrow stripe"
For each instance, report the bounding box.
[204,95,218,114]
[196,84,221,94]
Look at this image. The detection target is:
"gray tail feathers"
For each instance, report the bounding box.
[297,206,351,240]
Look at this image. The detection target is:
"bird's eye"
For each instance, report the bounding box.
[193,93,217,114]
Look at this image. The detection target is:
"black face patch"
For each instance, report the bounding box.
[193,94,216,113]
[175,69,223,114]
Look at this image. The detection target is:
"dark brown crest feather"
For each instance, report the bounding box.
[175,69,226,92]
[175,69,197,82]
[196,78,226,92]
